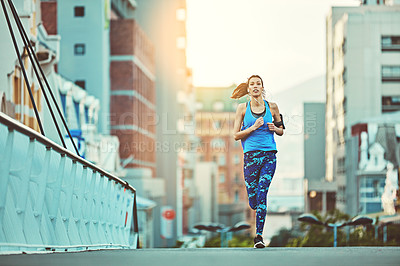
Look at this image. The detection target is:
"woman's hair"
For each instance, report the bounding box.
[231,75,265,99]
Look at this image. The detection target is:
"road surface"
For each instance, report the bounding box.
[0,247,399,266]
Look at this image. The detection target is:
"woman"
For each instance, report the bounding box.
[232,75,284,248]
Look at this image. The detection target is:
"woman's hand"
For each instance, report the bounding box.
[266,122,276,132]
[251,117,264,130]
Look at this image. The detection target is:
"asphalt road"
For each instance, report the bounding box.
[1,247,399,266]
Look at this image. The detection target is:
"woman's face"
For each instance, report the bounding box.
[248,77,263,97]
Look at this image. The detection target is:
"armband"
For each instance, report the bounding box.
[273,114,285,129]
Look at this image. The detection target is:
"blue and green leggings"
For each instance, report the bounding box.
[243,150,277,236]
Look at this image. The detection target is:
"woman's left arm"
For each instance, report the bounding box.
[269,102,284,136]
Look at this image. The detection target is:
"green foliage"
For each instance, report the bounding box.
[269,209,400,247]
[228,234,253,247]
[269,228,296,247]
[204,234,253,248]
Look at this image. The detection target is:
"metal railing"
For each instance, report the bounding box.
[0,112,139,252]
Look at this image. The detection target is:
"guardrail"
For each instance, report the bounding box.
[0,112,139,252]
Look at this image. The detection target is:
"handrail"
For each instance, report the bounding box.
[0,112,136,193]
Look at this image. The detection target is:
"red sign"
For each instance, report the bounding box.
[162,209,176,220]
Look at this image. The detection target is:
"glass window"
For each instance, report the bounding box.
[234,154,240,165]
[234,190,239,202]
[235,172,240,183]
[218,154,226,166]
[176,8,186,21]
[213,120,222,130]
[382,65,400,82]
[211,138,225,149]
[74,6,85,17]
[219,173,225,183]
[176,37,186,49]
[381,36,400,51]
[74,44,85,55]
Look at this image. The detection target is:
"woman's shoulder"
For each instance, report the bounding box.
[267,101,279,109]
[236,102,247,115]
[237,102,247,110]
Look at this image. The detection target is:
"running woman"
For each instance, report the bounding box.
[231,75,285,248]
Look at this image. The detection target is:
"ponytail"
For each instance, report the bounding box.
[231,75,265,100]
[231,83,248,99]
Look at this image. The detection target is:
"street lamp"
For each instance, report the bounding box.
[194,221,250,248]
[298,214,373,247]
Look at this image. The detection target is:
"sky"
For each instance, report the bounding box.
[186,0,360,95]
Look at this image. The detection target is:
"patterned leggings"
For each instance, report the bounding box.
[243,150,277,236]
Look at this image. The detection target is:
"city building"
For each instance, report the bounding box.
[325,1,400,213]
[349,112,400,215]
[109,13,156,177]
[133,0,194,247]
[40,0,165,247]
[188,162,219,234]
[303,102,336,214]
[0,0,43,132]
[56,0,111,135]
[195,85,251,231]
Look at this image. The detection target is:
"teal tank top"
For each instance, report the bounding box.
[241,100,277,153]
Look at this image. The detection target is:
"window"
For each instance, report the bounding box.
[213,120,221,130]
[381,36,400,52]
[234,154,240,165]
[233,140,240,147]
[234,190,239,202]
[176,37,186,49]
[74,6,85,17]
[382,66,400,82]
[382,96,400,112]
[211,138,225,149]
[373,180,380,197]
[74,44,85,55]
[75,80,86,89]
[337,157,345,175]
[218,154,226,166]
[234,173,240,184]
[176,8,186,21]
[219,173,225,183]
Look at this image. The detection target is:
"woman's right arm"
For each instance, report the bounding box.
[233,103,263,141]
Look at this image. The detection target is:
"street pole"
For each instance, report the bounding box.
[176,152,184,239]
[333,225,337,247]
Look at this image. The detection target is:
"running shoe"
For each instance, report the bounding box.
[253,235,266,248]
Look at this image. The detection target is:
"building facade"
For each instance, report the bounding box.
[133,0,194,247]
[0,0,43,132]
[325,2,400,213]
[56,0,111,135]
[304,102,336,213]
[350,112,400,215]
[195,85,251,232]
[109,18,156,177]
